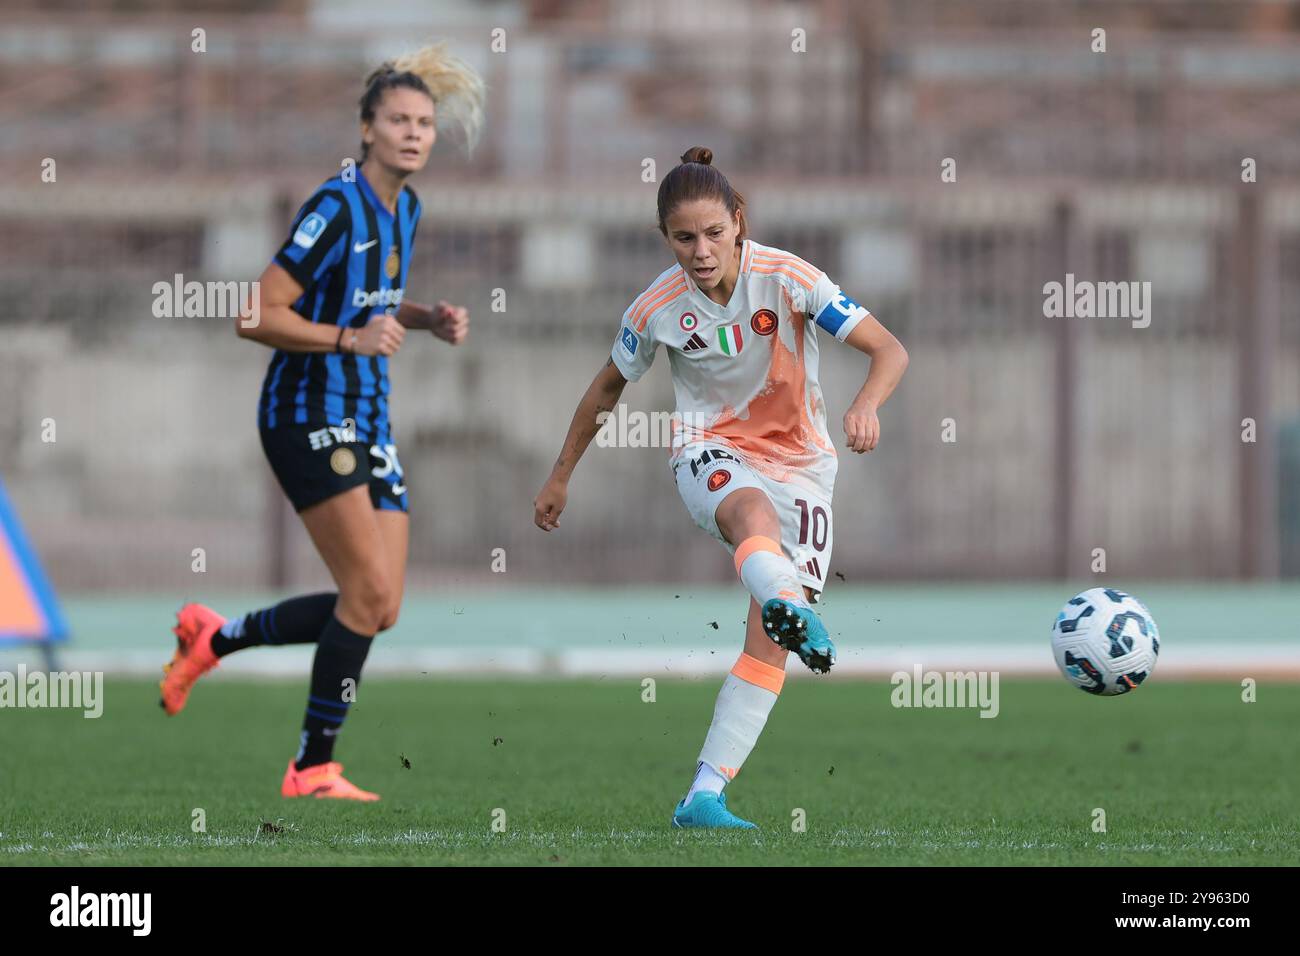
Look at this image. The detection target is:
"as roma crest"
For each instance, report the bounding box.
[751,309,777,336]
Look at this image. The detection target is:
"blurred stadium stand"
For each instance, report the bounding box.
[0,0,1297,590]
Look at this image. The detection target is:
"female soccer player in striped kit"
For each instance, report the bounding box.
[534,148,908,828]
[160,44,485,801]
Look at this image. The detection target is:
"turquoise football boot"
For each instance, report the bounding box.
[761,598,835,674]
[671,791,758,830]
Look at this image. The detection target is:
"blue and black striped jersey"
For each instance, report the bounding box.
[257,170,422,444]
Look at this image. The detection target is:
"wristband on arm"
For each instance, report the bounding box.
[335,327,357,354]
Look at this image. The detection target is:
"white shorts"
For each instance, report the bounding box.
[672,442,835,601]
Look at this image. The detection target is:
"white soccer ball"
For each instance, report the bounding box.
[1050,588,1160,696]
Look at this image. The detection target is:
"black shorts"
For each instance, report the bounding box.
[259,424,409,514]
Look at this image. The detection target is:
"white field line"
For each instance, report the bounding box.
[42,644,1300,680]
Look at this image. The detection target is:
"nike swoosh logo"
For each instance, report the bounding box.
[354,239,378,253]
[391,483,407,496]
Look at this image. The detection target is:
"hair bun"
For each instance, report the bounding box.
[680,146,713,166]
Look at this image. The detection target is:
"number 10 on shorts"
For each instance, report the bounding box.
[796,498,829,552]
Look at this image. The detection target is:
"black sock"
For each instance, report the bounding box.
[294,616,373,771]
[210,593,338,657]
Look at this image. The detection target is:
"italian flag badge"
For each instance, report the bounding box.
[717,322,744,356]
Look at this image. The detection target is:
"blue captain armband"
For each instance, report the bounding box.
[814,291,869,339]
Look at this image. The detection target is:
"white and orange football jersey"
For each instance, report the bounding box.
[610,239,870,497]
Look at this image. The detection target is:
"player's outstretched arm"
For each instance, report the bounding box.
[840,315,909,454]
[533,358,629,531]
[236,263,405,356]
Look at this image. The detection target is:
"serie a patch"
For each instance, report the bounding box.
[293,212,328,249]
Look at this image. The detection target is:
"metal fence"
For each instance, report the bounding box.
[1,4,1298,590]
[2,180,1296,589]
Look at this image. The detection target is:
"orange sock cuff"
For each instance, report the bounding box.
[733,535,783,576]
[730,652,786,694]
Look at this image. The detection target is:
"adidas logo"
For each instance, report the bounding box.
[682,332,708,352]
[802,557,823,580]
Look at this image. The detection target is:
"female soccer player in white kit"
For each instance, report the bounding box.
[534,147,908,828]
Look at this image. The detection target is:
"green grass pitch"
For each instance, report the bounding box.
[2,677,1296,865]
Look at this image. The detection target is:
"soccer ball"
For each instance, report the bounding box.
[1050,588,1160,695]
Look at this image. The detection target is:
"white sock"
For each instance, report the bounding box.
[734,536,808,608]
[685,762,729,802]
[688,653,786,800]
